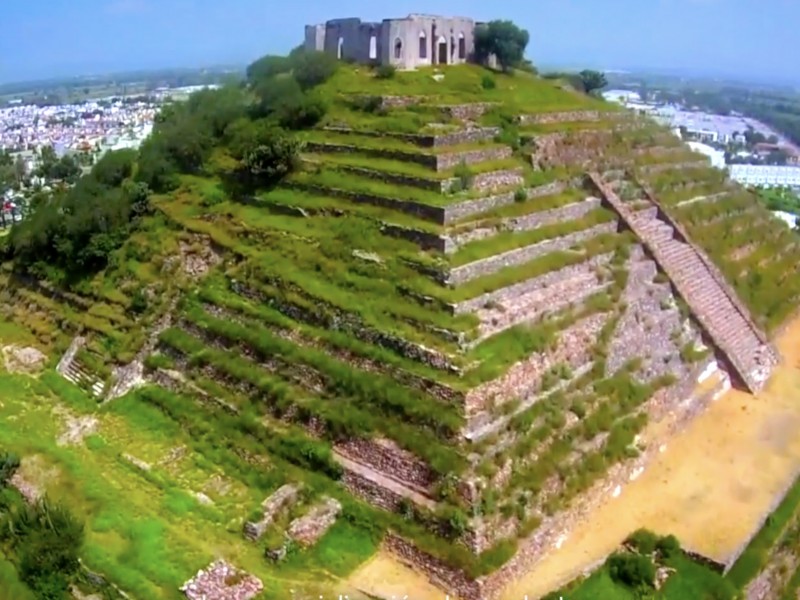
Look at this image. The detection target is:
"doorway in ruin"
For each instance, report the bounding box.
[437,36,448,64]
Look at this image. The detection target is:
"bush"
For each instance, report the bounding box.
[626,528,659,555]
[481,74,497,90]
[277,94,328,130]
[292,50,339,90]
[514,188,527,203]
[656,534,681,559]
[375,65,397,80]
[453,160,474,191]
[2,499,85,599]
[350,95,384,114]
[607,552,655,589]
[0,452,20,486]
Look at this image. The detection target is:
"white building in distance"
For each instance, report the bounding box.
[729,165,800,188]
[688,141,726,169]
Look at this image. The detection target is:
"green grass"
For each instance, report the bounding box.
[548,550,735,600]
[0,553,35,600]
[451,208,615,267]
[0,365,382,599]
[320,64,606,114]
[726,475,800,588]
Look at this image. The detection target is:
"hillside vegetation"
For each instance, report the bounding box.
[0,43,797,599]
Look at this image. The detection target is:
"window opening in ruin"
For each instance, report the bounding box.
[337,37,344,59]
[450,35,456,60]
[419,31,427,59]
[458,32,466,59]
[394,38,403,60]
[437,35,447,64]
[369,34,377,60]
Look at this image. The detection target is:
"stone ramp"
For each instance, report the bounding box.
[588,172,776,393]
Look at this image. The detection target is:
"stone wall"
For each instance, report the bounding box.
[243,483,301,541]
[529,130,614,169]
[436,146,513,171]
[518,110,604,125]
[467,168,524,192]
[233,281,461,373]
[340,467,413,512]
[446,221,619,286]
[286,182,446,223]
[306,141,510,172]
[465,313,609,427]
[385,358,725,600]
[441,103,498,120]
[453,252,614,315]
[442,180,567,224]
[380,223,452,252]
[448,197,602,252]
[335,437,436,491]
[287,497,341,546]
[638,160,711,175]
[321,125,500,148]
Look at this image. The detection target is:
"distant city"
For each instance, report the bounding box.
[602,88,800,190]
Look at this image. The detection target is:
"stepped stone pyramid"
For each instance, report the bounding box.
[24,64,797,599]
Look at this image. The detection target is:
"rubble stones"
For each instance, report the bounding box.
[287,497,342,546]
[2,345,47,374]
[243,483,301,541]
[180,560,263,600]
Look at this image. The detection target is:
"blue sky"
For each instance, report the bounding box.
[1,0,797,85]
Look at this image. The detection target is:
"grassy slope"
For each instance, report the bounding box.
[0,358,375,599]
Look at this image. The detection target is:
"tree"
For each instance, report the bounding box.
[246,55,292,85]
[237,131,301,189]
[291,50,339,91]
[474,20,530,72]
[579,70,608,96]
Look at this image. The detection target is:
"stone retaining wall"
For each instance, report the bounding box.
[441,103,498,120]
[638,160,711,175]
[336,437,436,492]
[437,146,513,171]
[332,165,523,195]
[386,358,723,600]
[341,467,408,512]
[321,126,500,149]
[232,282,461,373]
[453,253,614,315]
[518,110,604,125]
[286,182,445,223]
[287,497,341,546]
[380,223,452,253]
[306,141,511,173]
[446,221,619,286]
[530,130,615,169]
[448,197,602,251]
[465,313,609,422]
[442,180,568,225]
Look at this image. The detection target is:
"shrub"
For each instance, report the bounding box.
[626,528,659,554]
[454,160,474,191]
[350,95,383,113]
[656,533,681,559]
[277,94,328,130]
[0,452,20,486]
[607,552,655,589]
[514,187,527,203]
[291,50,339,90]
[375,65,397,80]
[481,74,497,90]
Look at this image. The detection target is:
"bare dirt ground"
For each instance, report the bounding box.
[347,550,448,600]
[348,317,800,600]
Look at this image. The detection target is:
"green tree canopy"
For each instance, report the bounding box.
[474,20,530,72]
[579,70,608,95]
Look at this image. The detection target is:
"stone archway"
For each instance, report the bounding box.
[437,35,447,64]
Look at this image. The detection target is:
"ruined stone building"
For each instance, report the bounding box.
[304,15,477,69]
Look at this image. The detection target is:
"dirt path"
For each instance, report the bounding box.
[347,550,449,600]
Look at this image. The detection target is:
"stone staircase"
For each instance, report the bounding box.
[56,337,106,399]
[588,172,777,393]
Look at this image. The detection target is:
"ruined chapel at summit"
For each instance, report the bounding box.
[304,14,478,69]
